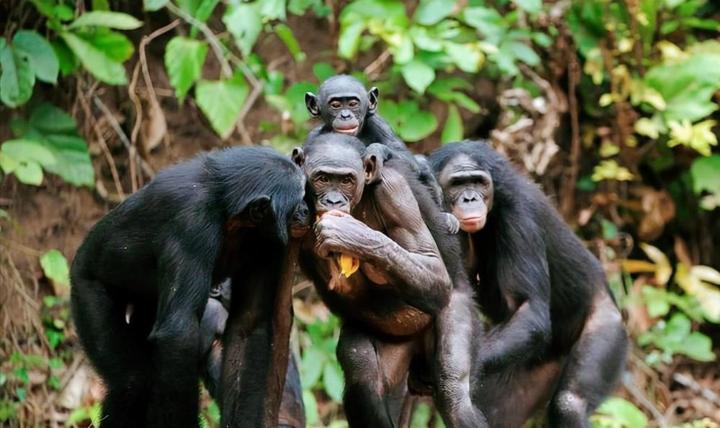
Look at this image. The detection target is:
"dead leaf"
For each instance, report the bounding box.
[140,95,166,154]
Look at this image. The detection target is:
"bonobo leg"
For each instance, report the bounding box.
[71,278,150,428]
[433,289,488,428]
[337,324,416,428]
[146,311,203,428]
[548,292,628,428]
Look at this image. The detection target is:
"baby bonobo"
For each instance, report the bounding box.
[305,74,459,233]
[293,134,486,428]
[430,141,628,428]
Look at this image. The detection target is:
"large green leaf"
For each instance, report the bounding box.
[380,100,438,142]
[69,11,143,30]
[338,21,365,59]
[1,139,57,167]
[9,103,94,187]
[322,361,344,403]
[15,161,44,185]
[401,59,435,94]
[441,104,463,143]
[223,3,263,57]
[513,0,541,15]
[414,0,455,25]
[690,155,720,195]
[144,0,169,11]
[60,31,127,85]
[593,397,648,428]
[13,30,59,84]
[164,36,208,101]
[86,31,135,63]
[195,74,249,139]
[445,42,483,73]
[0,44,35,108]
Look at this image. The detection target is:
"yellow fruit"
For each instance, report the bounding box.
[338,254,360,278]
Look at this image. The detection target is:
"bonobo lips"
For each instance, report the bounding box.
[335,126,358,135]
[460,216,486,232]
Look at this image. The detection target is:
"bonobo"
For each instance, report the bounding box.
[306,74,459,232]
[200,280,306,428]
[71,147,308,428]
[293,134,486,428]
[429,141,628,428]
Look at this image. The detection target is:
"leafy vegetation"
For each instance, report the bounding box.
[1,0,719,426]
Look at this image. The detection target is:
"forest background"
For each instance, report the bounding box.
[0,0,719,427]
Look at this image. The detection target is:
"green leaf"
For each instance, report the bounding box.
[11,103,94,187]
[461,7,505,42]
[338,21,365,59]
[164,36,208,101]
[259,0,286,20]
[195,74,249,139]
[275,24,305,62]
[40,249,70,288]
[690,155,720,196]
[0,45,35,108]
[594,397,648,428]
[313,62,335,82]
[445,42,483,73]
[223,3,263,57]
[301,347,326,387]
[85,31,134,63]
[683,332,716,362]
[92,0,110,11]
[513,0,541,14]
[69,11,143,30]
[504,41,540,66]
[302,390,319,426]
[401,60,435,94]
[441,104,463,143]
[12,30,59,84]
[381,100,438,142]
[1,139,56,167]
[410,402,432,428]
[144,0,169,11]
[414,0,455,26]
[14,161,44,185]
[60,32,127,85]
[51,40,79,76]
[322,361,344,402]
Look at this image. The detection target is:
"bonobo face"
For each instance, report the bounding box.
[438,154,494,233]
[305,75,379,137]
[292,139,366,216]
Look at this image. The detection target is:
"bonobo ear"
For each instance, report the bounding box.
[247,195,273,224]
[291,147,305,167]
[368,87,379,114]
[363,152,383,184]
[305,92,321,117]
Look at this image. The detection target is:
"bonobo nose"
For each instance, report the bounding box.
[463,193,479,203]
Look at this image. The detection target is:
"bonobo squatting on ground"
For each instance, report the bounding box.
[429,141,628,428]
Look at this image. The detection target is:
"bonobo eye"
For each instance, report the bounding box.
[315,174,329,184]
[341,175,354,185]
[330,100,342,109]
[348,100,359,108]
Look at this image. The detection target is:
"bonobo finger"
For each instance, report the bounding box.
[324,209,350,218]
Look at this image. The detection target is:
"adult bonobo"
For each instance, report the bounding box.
[293,134,486,428]
[429,141,628,427]
[71,147,309,428]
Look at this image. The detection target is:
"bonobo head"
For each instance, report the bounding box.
[292,134,380,216]
[305,75,379,137]
[429,142,496,234]
[208,146,310,243]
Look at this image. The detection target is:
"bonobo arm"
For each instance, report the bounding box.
[315,168,452,313]
[478,217,552,372]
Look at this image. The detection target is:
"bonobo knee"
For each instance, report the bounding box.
[549,391,589,427]
[337,334,376,384]
[148,314,201,352]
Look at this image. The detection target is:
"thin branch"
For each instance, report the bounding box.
[167,3,232,79]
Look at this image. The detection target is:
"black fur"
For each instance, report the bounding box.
[71,147,307,428]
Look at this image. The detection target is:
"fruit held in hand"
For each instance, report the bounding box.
[338,253,360,278]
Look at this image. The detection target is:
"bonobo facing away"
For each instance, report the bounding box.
[429,141,628,428]
[71,147,309,428]
[293,134,486,428]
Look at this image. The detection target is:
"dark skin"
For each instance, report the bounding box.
[294,134,486,428]
[200,280,306,428]
[429,141,628,428]
[71,147,308,428]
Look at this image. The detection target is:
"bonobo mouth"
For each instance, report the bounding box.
[334,126,359,135]
[291,225,310,238]
[460,216,486,232]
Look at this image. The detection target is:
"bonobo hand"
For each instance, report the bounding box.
[444,213,460,234]
[314,210,384,259]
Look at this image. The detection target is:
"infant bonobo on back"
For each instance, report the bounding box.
[70,147,309,428]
